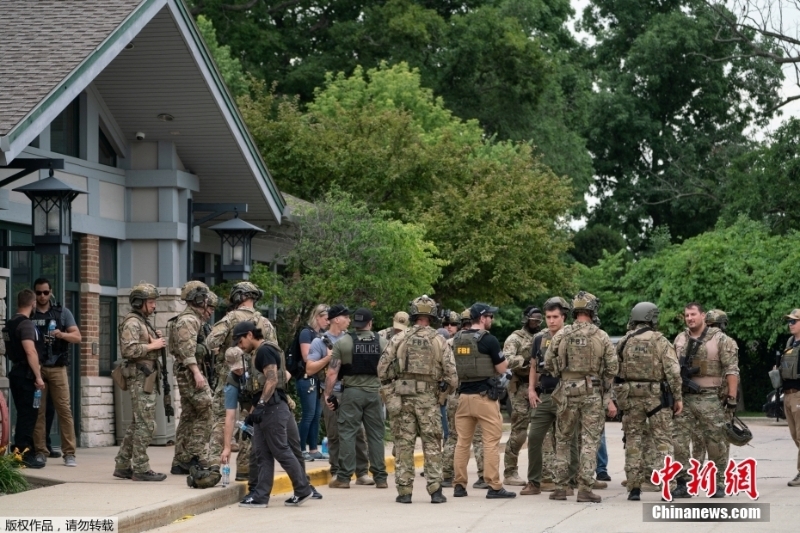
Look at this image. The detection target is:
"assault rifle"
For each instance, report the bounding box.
[199,322,215,391]
[145,316,174,421]
[680,329,707,394]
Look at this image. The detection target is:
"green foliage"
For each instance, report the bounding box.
[571,224,627,267]
[0,447,31,494]
[195,15,249,97]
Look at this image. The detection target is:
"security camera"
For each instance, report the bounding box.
[135,132,145,141]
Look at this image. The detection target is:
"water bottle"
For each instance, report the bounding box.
[236,420,254,436]
[48,319,56,336]
[221,463,230,487]
[33,389,42,409]
[321,437,328,455]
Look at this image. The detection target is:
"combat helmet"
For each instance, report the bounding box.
[571,291,600,319]
[229,281,263,306]
[629,302,659,327]
[186,464,221,489]
[181,281,210,307]
[443,310,460,326]
[206,291,220,309]
[725,415,753,447]
[129,282,159,309]
[460,308,471,327]
[523,305,543,326]
[705,309,729,331]
[543,296,571,314]
[409,295,438,321]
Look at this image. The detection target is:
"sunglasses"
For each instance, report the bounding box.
[790,319,798,326]
[35,290,50,296]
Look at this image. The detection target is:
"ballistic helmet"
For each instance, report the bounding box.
[186,465,221,489]
[630,302,659,327]
[571,291,599,319]
[725,415,753,447]
[409,295,438,321]
[460,309,471,327]
[705,309,729,331]
[523,305,543,326]
[129,282,159,309]
[443,311,460,326]
[229,282,263,306]
[181,281,210,306]
[206,291,220,309]
[543,296,571,315]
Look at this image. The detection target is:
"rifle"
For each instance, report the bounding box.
[145,316,174,421]
[680,329,707,394]
[199,322,216,391]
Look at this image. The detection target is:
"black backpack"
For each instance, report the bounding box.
[287,325,316,379]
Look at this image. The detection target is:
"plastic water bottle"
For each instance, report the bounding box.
[48,319,56,336]
[321,437,328,455]
[33,389,42,409]
[221,463,230,487]
[236,420,254,436]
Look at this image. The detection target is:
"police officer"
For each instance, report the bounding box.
[378,296,458,504]
[522,297,579,495]
[781,309,800,487]
[452,303,516,499]
[378,311,410,342]
[326,308,389,489]
[502,306,541,486]
[113,282,168,482]
[544,291,618,503]
[615,302,683,501]
[169,281,215,476]
[672,303,739,498]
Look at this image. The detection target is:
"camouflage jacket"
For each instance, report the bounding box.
[168,305,206,367]
[119,311,158,362]
[618,327,683,403]
[504,328,536,377]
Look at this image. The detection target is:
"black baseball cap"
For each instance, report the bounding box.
[232,321,256,342]
[352,308,373,328]
[470,302,498,320]
[328,304,350,321]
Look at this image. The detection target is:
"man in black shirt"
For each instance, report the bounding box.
[6,289,45,468]
[234,321,314,508]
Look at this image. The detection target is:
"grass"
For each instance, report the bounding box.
[0,447,31,495]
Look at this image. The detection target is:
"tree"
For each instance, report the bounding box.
[196,15,250,97]
[571,224,627,267]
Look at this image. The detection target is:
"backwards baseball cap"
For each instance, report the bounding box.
[470,302,498,320]
[328,304,350,321]
[353,307,373,328]
[393,311,410,330]
[225,347,246,372]
[786,309,800,321]
[232,321,257,342]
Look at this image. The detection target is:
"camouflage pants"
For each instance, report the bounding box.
[553,387,604,492]
[442,392,483,479]
[543,424,556,481]
[172,367,213,467]
[504,380,530,477]
[391,392,443,496]
[115,372,157,474]
[236,408,252,477]
[207,382,227,468]
[621,394,673,490]
[677,392,729,484]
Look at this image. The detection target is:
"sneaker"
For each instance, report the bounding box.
[302,451,315,462]
[627,488,641,501]
[356,475,375,486]
[503,473,527,486]
[63,455,77,467]
[577,490,601,503]
[131,470,167,482]
[285,492,313,506]
[396,494,412,504]
[487,488,517,499]
[431,488,447,503]
[472,476,489,489]
[311,487,323,499]
[453,484,468,497]
[48,448,62,459]
[308,450,329,460]
[441,478,453,488]
[549,489,567,500]
[170,463,190,475]
[594,480,607,490]
[596,472,611,482]
[35,452,47,464]
[329,477,350,488]
[23,455,46,469]
[239,496,267,508]
[520,482,541,495]
[113,468,132,479]
[788,473,800,487]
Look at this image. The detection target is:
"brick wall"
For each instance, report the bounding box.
[80,234,100,377]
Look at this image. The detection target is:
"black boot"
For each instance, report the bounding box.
[431,488,447,503]
[672,478,691,499]
[628,488,641,501]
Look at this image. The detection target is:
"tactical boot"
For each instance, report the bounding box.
[594,480,607,490]
[453,484,468,497]
[440,478,453,488]
[549,489,567,500]
[430,488,447,503]
[472,476,489,489]
[170,463,190,475]
[520,482,541,495]
[487,488,517,499]
[711,488,726,498]
[621,479,628,487]
[503,473,527,486]
[396,494,412,504]
[566,486,575,496]
[628,488,641,501]
[641,480,659,492]
[376,480,389,489]
[132,470,167,482]
[356,475,375,486]
[672,479,691,499]
[577,490,602,503]
[328,478,350,489]
[596,472,611,482]
[789,473,800,487]
[540,480,556,491]
[113,468,132,479]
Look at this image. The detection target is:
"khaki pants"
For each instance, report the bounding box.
[33,366,76,457]
[454,393,503,490]
[785,390,800,473]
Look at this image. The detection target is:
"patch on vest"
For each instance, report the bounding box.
[354,343,381,355]
[456,345,472,355]
[569,337,588,347]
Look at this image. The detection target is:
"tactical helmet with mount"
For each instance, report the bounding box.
[571,291,600,319]
[186,464,221,489]
[409,295,438,321]
[229,281,263,306]
[129,282,159,309]
[543,296,571,314]
[523,305,543,325]
[630,302,659,327]
[725,415,753,447]
[705,309,729,330]
[181,281,210,306]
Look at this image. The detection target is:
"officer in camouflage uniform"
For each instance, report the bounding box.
[378,296,458,504]
[206,282,276,471]
[672,304,739,498]
[544,291,618,503]
[502,306,542,486]
[169,281,215,475]
[113,283,168,482]
[442,309,484,488]
[615,302,683,501]
[378,311,410,342]
[780,308,800,487]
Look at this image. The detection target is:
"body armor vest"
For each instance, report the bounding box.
[781,338,800,381]
[397,327,441,382]
[3,315,32,365]
[534,331,559,390]
[341,332,381,376]
[559,324,604,375]
[453,330,495,382]
[509,329,534,378]
[619,329,660,382]
[119,312,159,361]
[33,306,69,366]
[675,329,723,387]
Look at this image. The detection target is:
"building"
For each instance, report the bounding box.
[0,0,294,447]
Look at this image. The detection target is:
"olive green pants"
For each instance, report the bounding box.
[337,387,388,483]
[527,393,578,485]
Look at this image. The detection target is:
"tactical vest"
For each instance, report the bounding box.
[619,329,661,382]
[453,329,495,382]
[119,312,159,361]
[225,351,261,410]
[509,329,534,378]
[3,314,32,365]
[167,309,208,364]
[559,324,604,375]
[341,332,382,377]
[397,327,442,382]
[674,329,723,387]
[32,306,69,366]
[780,338,800,381]
[533,332,560,390]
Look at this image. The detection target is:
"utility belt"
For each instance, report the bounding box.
[394,378,438,396]
[559,376,601,397]
[614,380,660,397]
[123,359,159,393]
[684,387,719,395]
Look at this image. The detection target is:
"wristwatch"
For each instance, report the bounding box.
[258,399,266,405]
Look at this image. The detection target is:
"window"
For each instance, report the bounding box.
[98,129,116,167]
[51,98,80,158]
[99,238,117,286]
[98,296,116,376]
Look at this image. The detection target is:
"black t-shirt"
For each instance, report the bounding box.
[254,342,287,403]
[9,314,37,367]
[459,330,505,395]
